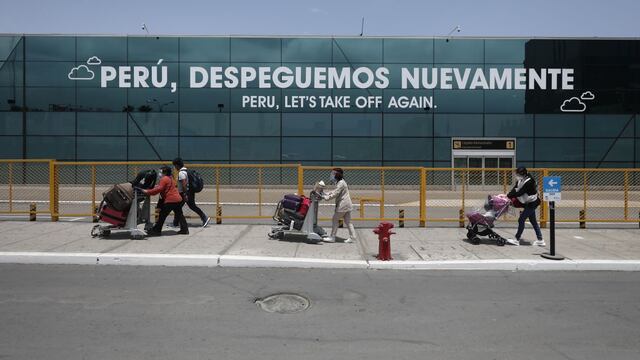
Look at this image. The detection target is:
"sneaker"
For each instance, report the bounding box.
[343,238,354,243]
[147,229,162,237]
[177,229,189,235]
[533,239,546,247]
[322,236,335,243]
[505,238,520,246]
[202,217,211,228]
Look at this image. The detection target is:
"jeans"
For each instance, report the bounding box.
[173,190,208,226]
[516,206,543,241]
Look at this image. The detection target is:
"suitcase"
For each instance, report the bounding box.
[284,194,302,203]
[103,183,134,211]
[282,198,301,212]
[298,197,311,217]
[100,205,128,227]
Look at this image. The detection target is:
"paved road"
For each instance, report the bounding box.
[1,265,639,360]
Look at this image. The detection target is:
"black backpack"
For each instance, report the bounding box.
[187,169,204,193]
[130,169,157,190]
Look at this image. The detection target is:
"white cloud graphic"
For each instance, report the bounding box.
[560,97,586,112]
[580,91,595,100]
[68,65,95,80]
[87,56,102,65]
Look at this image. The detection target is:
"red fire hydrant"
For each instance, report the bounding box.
[374,222,395,261]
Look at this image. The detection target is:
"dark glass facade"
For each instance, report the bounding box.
[0,35,638,167]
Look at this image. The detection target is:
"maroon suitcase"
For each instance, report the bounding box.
[100,205,128,227]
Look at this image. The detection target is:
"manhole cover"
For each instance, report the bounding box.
[255,293,310,314]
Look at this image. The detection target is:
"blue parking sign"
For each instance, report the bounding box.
[543,176,562,201]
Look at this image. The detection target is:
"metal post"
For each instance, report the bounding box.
[582,171,587,226]
[29,203,36,221]
[8,163,13,212]
[91,165,97,220]
[297,165,304,196]
[49,160,59,222]
[459,170,466,228]
[541,201,564,260]
[624,171,629,220]
[258,167,262,217]
[399,209,405,228]
[540,169,549,228]
[215,167,221,224]
[420,169,426,227]
[380,169,385,219]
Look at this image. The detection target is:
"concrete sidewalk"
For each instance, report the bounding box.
[0,220,639,270]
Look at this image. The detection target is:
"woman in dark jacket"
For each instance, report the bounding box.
[507,167,544,246]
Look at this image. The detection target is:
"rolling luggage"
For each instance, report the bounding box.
[298,197,311,217]
[99,205,127,227]
[103,183,134,211]
[284,194,302,202]
[282,198,301,211]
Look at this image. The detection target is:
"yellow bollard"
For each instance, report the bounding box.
[399,209,405,228]
[29,203,36,221]
[216,206,222,224]
[459,209,465,228]
[579,210,586,229]
[339,219,344,228]
[93,205,100,223]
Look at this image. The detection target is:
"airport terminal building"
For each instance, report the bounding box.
[1,35,639,169]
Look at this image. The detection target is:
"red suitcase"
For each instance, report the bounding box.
[100,205,128,227]
[298,196,311,217]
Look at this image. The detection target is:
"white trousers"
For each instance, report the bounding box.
[330,211,357,239]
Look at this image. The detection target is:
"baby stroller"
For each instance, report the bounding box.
[90,169,157,239]
[465,194,513,246]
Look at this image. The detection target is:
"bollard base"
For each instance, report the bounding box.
[541,252,565,261]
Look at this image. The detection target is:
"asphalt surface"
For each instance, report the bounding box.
[1,265,639,360]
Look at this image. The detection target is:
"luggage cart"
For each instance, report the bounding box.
[268,181,327,244]
[91,189,152,240]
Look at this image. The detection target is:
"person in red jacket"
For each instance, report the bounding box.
[143,166,188,236]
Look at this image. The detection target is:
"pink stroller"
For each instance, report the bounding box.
[465,194,512,246]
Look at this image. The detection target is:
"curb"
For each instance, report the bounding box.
[1,252,640,271]
[0,252,220,267]
[219,255,368,269]
[367,259,640,271]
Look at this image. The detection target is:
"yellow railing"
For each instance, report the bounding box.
[1,160,639,227]
[0,159,54,218]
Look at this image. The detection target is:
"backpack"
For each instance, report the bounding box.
[187,169,204,193]
[130,169,157,190]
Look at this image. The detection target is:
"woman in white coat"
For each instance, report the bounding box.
[322,168,356,243]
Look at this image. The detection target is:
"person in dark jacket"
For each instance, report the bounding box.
[506,167,544,246]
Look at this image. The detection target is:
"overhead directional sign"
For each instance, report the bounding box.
[543,176,562,201]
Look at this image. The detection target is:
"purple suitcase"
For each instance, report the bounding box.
[284,194,302,203]
[282,198,301,212]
